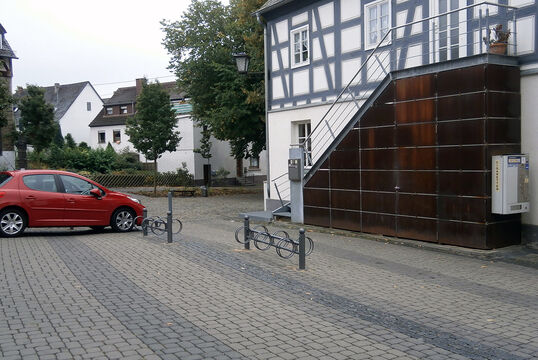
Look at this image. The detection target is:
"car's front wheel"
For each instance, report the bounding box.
[0,209,27,237]
[111,208,135,232]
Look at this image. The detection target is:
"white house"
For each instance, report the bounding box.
[89,79,267,183]
[256,0,538,248]
[14,81,103,145]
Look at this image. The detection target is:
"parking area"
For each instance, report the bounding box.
[1,192,538,359]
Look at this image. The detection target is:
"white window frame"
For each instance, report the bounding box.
[106,107,113,115]
[364,0,392,50]
[98,131,106,144]
[120,105,128,114]
[294,120,312,166]
[290,25,310,68]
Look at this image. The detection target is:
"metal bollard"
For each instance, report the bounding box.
[167,211,173,243]
[168,191,173,215]
[142,208,148,236]
[244,215,250,250]
[299,228,305,270]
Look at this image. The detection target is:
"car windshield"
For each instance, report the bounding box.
[0,173,12,188]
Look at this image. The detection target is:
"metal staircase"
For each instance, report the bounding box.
[269,2,519,211]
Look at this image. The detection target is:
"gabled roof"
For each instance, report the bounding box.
[105,81,187,106]
[13,81,97,122]
[256,0,294,15]
[42,82,91,121]
[89,108,131,127]
[0,23,18,59]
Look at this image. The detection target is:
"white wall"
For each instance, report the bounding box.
[267,103,333,200]
[61,84,103,144]
[521,71,538,227]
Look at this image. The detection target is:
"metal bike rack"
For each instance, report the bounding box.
[234,216,314,270]
[135,192,183,243]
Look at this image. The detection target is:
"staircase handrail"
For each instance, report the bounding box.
[298,1,518,154]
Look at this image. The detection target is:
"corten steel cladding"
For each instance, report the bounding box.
[303,63,521,249]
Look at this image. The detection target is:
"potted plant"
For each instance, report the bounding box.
[483,24,511,55]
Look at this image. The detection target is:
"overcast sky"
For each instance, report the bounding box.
[2,0,228,99]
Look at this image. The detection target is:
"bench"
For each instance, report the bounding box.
[170,189,196,197]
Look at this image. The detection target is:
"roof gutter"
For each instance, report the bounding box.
[255,0,295,16]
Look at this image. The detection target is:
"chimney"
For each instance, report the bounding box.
[135,78,146,96]
[54,83,60,104]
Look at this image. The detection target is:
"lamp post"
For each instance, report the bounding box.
[233,51,269,200]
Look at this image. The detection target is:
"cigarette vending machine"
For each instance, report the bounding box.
[492,154,530,214]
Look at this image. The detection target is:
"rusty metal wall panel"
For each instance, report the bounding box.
[487,92,521,118]
[361,170,397,192]
[331,209,361,231]
[362,213,396,236]
[486,118,521,144]
[438,119,485,145]
[397,217,437,243]
[438,95,461,121]
[304,206,331,227]
[398,171,437,193]
[330,150,360,169]
[395,99,436,124]
[438,221,487,248]
[302,63,521,249]
[361,149,396,170]
[303,188,330,207]
[438,196,487,222]
[331,170,362,190]
[438,146,486,170]
[362,192,396,213]
[396,124,436,147]
[438,172,487,196]
[398,194,437,218]
[305,169,329,188]
[437,65,485,96]
[361,126,396,148]
[396,74,435,101]
[398,147,436,170]
[360,104,394,127]
[486,65,520,92]
[336,129,359,150]
[331,190,361,211]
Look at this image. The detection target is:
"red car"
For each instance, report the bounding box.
[0,170,145,237]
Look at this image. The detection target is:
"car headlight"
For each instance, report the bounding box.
[128,196,141,204]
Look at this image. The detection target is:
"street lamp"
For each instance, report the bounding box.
[233,52,250,74]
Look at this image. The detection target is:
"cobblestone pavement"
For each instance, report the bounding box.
[1,192,538,359]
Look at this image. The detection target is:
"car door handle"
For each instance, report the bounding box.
[25,195,36,200]
[67,198,76,203]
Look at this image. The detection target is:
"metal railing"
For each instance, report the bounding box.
[270,2,518,201]
[235,216,314,269]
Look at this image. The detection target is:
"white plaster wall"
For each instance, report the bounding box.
[521,72,538,227]
[267,103,333,200]
[61,84,103,144]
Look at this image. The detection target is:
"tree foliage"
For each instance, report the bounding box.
[18,85,57,153]
[193,126,212,163]
[161,0,266,160]
[125,80,181,193]
[0,80,13,128]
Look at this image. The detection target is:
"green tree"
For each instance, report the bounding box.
[193,125,212,164]
[64,133,76,148]
[161,0,265,173]
[0,80,13,128]
[125,80,181,194]
[17,85,57,166]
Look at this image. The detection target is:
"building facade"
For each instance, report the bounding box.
[89,79,267,182]
[257,0,538,248]
[0,23,17,170]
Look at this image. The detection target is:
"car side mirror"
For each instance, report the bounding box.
[89,189,102,199]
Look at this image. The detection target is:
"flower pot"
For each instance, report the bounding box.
[489,42,507,55]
